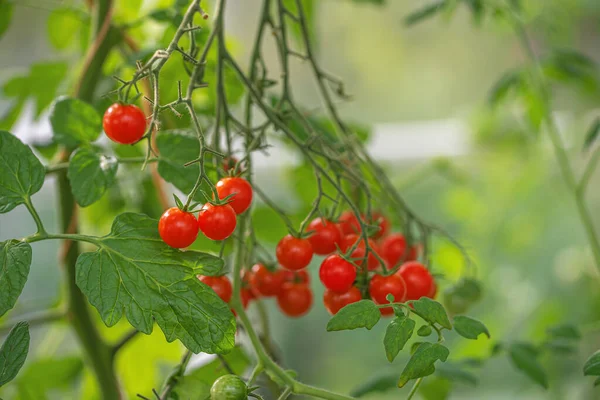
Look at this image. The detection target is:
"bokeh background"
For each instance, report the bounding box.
[2,0,600,399]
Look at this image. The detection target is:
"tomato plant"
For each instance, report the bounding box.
[2,0,600,399]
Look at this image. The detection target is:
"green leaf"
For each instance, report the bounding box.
[0,131,45,213]
[174,347,249,399]
[398,342,450,388]
[282,0,315,45]
[583,118,600,152]
[326,300,381,331]
[75,213,236,354]
[453,316,490,340]
[419,377,452,400]
[16,357,83,399]
[47,8,85,50]
[488,70,523,106]
[435,362,478,386]
[546,324,581,340]
[49,97,102,147]
[0,321,30,387]
[418,325,433,337]
[584,350,600,376]
[0,0,14,39]
[350,372,397,398]
[404,1,447,26]
[411,298,452,330]
[0,240,32,317]
[68,146,118,207]
[508,343,548,389]
[156,130,203,198]
[384,316,415,362]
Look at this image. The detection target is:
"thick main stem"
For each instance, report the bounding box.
[58,0,122,398]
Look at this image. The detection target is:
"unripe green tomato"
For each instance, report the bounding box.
[210,374,248,400]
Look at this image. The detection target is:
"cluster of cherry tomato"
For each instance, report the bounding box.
[102,103,437,320]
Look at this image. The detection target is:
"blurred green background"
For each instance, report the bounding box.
[2,0,600,399]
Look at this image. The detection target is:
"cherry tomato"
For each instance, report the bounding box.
[319,255,356,293]
[380,233,407,267]
[338,211,361,235]
[158,207,199,248]
[249,263,285,297]
[369,274,407,305]
[407,245,420,261]
[276,235,313,271]
[216,177,253,215]
[283,269,310,284]
[397,261,434,301]
[210,374,248,400]
[222,156,239,173]
[371,212,391,239]
[240,288,254,309]
[342,234,382,271]
[197,275,233,303]
[307,218,342,255]
[197,203,237,241]
[323,286,362,315]
[102,103,146,144]
[277,282,313,317]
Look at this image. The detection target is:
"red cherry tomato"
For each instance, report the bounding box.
[323,286,362,315]
[380,233,407,267]
[277,283,313,317]
[240,288,254,309]
[371,212,391,239]
[276,235,313,271]
[369,274,407,305]
[307,218,342,255]
[338,211,361,235]
[102,103,146,144]
[283,270,310,284]
[397,261,434,301]
[198,275,233,303]
[197,203,237,240]
[407,245,420,261]
[216,177,253,215]
[222,156,240,173]
[158,207,199,248]
[249,263,285,297]
[319,255,357,293]
[342,234,382,271]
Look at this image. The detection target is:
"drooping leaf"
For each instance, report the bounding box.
[411,298,452,330]
[49,97,102,147]
[453,316,490,340]
[404,1,447,26]
[0,0,14,39]
[68,146,118,207]
[0,131,45,213]
[0,240,32,317]
[47,8,85,50]
[488,70,524,106]
[0,321,30,387]
[584,350,600,376]
[349,371,397,398]
[384,316,415,362]
[326,300,381,331]
[16,356,83,399]
[508,342,548,389]
[174,347,250,399]
[75,213,236,354]
[583,118,600,152]
[398,342,450,388]
[417,325,433,337]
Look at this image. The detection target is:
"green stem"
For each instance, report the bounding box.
[23,196,46,235]
[510,12,600,271]
[57,0,122,398]
[406,378,423,400]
